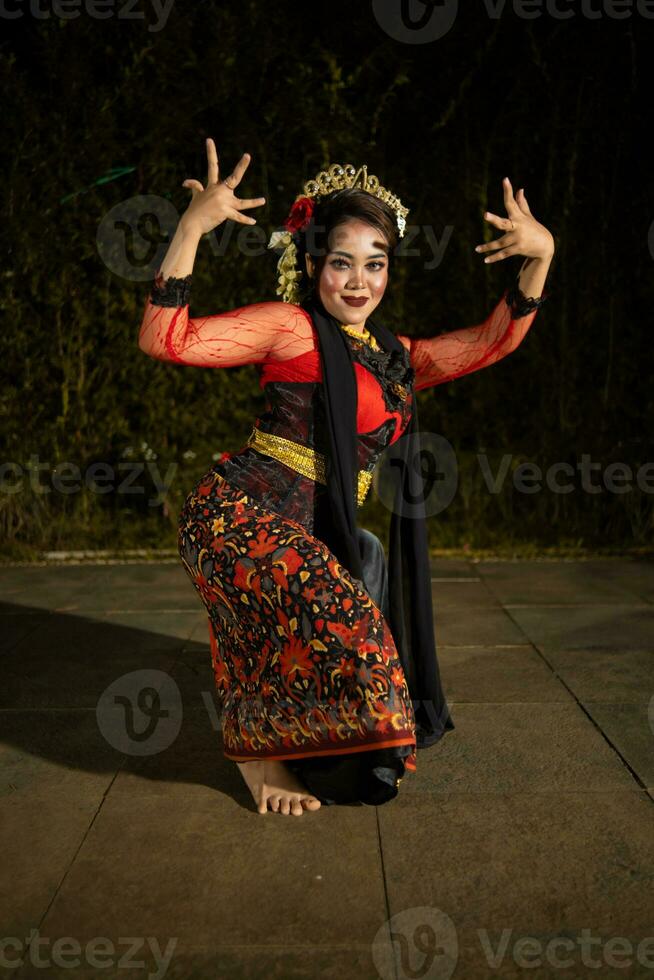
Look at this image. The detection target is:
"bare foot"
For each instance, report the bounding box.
[236,759,322,815]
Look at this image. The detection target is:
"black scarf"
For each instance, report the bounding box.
[301,292,455,750]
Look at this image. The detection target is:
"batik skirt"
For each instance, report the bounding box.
[177,468,418,806]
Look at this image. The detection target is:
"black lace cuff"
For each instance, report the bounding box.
[150,268,192,308]
[505,274,549,318]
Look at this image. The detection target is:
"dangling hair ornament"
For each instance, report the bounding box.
[266,196,315,305]
[267,163,409,306]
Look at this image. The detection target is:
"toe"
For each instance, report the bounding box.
[280,797,291,815]
[302,797,322,810]
[290,798,304,816]
[268,795,281,812]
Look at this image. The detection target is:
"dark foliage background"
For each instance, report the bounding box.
[1,1,652,558]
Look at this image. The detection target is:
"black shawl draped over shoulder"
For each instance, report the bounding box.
[300,292,455,749]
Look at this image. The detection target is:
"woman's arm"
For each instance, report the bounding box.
[138,271,310,368]
[515,253,552,302]
[396,273,549,391]
[397,178,554,391]
[137,138,310,367]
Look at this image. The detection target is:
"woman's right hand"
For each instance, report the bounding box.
[179,138,266,237]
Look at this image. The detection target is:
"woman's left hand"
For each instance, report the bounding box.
[475,177,555,264]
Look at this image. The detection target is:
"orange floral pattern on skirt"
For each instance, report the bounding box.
[177,469,417,772]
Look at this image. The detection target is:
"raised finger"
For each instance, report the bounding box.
[516,188,532,215]
[206,138,219,186]
[233,195,267,210]
[483,243,519,264]
[227,152,252,189]
[502,176,522,217]
[483,211,514,231]
[182,179,204,194]
[227,207,258,225]
[475,233,514,254]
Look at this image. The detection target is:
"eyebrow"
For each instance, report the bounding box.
[329,249,388,260]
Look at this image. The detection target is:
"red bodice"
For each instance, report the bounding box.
[139,273,545,532]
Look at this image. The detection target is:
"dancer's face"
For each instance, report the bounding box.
[306,219,390,329]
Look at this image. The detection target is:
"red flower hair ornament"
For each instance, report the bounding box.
[267,194,318,305]
[283,195,315,234]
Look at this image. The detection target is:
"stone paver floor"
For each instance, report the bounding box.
[1,557,653,979]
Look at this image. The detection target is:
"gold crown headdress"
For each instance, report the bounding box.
[267,163,409,305]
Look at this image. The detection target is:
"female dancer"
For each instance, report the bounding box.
[138,138,554,816]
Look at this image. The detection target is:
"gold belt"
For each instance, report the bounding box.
[246,426,373,507]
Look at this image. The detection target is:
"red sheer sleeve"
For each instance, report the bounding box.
[138,270,313,368]
[396,280,548,392]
